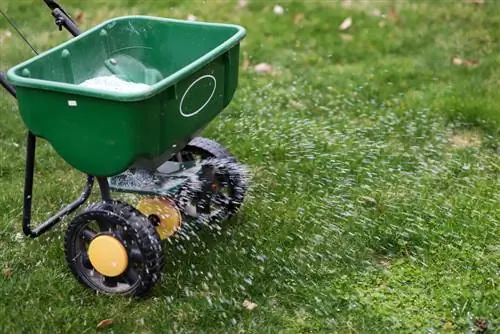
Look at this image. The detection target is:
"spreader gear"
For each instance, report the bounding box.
[137,197,182,240]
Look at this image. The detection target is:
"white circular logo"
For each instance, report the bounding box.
[179,75,217,117]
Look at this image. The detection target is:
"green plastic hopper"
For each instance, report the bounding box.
[7,15,246,177]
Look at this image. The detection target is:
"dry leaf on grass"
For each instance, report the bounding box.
[464,0,484,4]
[242,299,258,310]
[2,267,13,278]
[254,63,273,73]
[451,56,479,68]
[442,321,454,330]
[75,12,84,23]
[449,130,482,148]
[273,5,284,15]
[371,8,382,17]
[0,30,12,44]
[340,33,353,41]
[339,17,352,31]
[289,100,305,109]
[387,7,400,22]
[474,318,489,333]
[242,53,250,71]
[237,0,248,9]
[341,0,353,8]
[96,319,113,329]
[293,13,304,25]
[379,259,391,266]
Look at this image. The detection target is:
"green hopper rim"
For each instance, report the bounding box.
[6,15,247,102]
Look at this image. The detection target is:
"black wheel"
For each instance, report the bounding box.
[64,200,164,297]
[171,137,248,227]
[172,137,235,162]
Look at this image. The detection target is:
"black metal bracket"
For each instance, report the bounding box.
[0,1,113,238]
[51,8,81,37]
[43,0,81,37]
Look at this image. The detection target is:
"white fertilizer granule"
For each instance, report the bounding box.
[79,75,150,93]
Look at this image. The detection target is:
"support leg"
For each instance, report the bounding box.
[97,177,112,202]
[22,132,94,238]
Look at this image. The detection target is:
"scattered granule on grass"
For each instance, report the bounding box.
[449,129,482,148]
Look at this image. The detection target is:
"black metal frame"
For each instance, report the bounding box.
[0,0,110,238]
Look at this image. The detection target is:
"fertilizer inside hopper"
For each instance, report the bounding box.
[79,75,150,93]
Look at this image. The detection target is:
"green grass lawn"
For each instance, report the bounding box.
[0,0,499,333]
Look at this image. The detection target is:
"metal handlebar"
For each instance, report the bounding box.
[0,72,16,98]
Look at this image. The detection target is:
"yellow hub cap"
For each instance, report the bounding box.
[87,235,128,277]
[137,197,182,240]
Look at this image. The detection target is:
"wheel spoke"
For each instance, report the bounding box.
[81,252,93,269]
[213,192,231,206]
[80,228,96,242]
[124,267,139,285]
[195,191,212,214]
[96,219,112,232]
[129,248,143,262]
[215,174,231,188]
[197,202,211,214]
[103,276,118,287]
[112,228,127,243]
